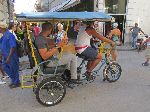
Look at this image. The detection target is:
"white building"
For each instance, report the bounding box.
[0,0,8,21]
[0,0,14,22]
[35,0,150,44]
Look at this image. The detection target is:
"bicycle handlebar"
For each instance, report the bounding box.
[99,42,113,54]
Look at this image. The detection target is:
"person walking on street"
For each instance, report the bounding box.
[0,45,6,85]
[108,23,121,61]
[0,20,20,88]
[33,23,40,37]
[130,23,145,48]
[142,36,150,66]
[8,22,18,40]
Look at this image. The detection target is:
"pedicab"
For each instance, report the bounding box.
[16,12,122,106]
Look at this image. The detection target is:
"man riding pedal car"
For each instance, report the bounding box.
[75,21,115,81]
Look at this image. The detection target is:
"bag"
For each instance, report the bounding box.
[16,40,24,57]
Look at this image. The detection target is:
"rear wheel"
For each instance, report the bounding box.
[35,77,66,106]
[103,62,122,83]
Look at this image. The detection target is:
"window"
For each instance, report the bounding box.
[105,0,127,14]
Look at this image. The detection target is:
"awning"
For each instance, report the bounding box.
[17,12,112,22]
[49,0,80,12]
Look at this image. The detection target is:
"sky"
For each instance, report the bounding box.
[14,0,37,14]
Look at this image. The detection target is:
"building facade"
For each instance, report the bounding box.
[35,0,150,44]
[0,0,15,22]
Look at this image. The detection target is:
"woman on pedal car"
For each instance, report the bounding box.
[75,21,115,81]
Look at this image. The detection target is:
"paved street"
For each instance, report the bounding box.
[0,49,150,112]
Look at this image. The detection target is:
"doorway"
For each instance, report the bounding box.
[105,15,126,44]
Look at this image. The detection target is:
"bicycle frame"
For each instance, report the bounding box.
[77,45,112,77]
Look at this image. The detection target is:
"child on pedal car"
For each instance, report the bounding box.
[142,35,150,66]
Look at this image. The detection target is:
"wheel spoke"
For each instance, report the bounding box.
[38,80,65,106]
[104,63,121,82]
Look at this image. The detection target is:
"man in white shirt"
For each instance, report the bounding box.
[75,21,115,80]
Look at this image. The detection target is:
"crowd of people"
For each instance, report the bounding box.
[0,19,149,88]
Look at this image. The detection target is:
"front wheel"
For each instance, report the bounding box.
[35,77,66,106]
[103,62,122,83]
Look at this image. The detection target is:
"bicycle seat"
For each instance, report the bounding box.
[43,65,67,74]
[76,53,91,61]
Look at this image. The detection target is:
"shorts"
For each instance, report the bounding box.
[145,46,150,58]
[81,47,98,60]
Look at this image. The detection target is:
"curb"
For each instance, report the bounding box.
[117,48,136,51]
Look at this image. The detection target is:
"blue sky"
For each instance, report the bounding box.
[14,0,36,14]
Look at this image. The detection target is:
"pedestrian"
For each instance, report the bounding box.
[130,23,145,48]
[55,23,68,43]
[9,22,24,57]
[8,22,18,40]
[108,23,121,61]
[0,20,20,88]
[0,38,6,84]
[142,36,150,66]
[33,23,40,37]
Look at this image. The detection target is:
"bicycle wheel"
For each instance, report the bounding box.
[103,62,122,83]
[35,77,66,106]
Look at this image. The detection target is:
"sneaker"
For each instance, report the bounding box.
[84,72,94,81]
[0,79,6,85]
[142,62,149,66]
[70,79,82,84]
[9,83,21,89]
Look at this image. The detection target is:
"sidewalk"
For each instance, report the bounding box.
[117,45,135,51]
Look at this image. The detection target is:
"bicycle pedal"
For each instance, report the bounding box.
[89,80,94,83]
[103,78,106,81]
[67,84,75,89]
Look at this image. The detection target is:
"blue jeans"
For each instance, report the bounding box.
[3,57,20,85]
[132,34,138,48]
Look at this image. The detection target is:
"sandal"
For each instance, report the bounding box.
[84,72,94,81]
[2,75,9,80]
[142,62,149,66]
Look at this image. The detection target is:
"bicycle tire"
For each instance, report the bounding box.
[35,77,66,106]
[103,62,122,83]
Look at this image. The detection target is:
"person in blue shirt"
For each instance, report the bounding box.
[0,21,20,88]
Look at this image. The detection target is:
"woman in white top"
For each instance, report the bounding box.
[75,21,115,80]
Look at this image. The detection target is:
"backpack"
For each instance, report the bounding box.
[16,40,24,57]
